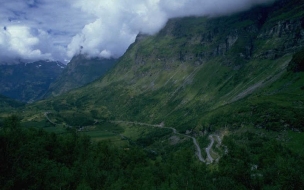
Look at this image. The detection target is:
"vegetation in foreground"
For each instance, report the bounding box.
[1,115,303,189]
[0,0,304,189]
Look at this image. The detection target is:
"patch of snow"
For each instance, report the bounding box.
[57,63,65,68]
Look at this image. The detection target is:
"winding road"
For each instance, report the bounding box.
[44,112,57,125]
[189,136,205,162]
[43,113,222,163]
[206,135,215,163]
[111,120,222,163]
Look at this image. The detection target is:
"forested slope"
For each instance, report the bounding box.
[1,116,303,189]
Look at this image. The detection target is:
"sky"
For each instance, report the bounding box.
[0,0,276,63]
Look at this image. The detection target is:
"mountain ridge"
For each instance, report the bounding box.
[1,1,304,189]
[0,60,65,103]
[23,0,304,134]
[44,55,117,97]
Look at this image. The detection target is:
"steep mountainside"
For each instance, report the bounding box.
[44,55,116,97]
[0,61,65,102]
[27,0,304,132]
[7,0,304,188]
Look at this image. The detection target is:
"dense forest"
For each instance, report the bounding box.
[1,115,303,189]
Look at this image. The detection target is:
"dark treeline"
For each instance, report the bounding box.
[0,115,303,189]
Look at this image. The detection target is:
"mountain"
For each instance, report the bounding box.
[28,0,304,130]
[6,0,304,188]
[0,61,65,103]
[20,0,304,164]
[44,55,116,97]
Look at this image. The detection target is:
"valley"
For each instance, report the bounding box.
[43,112,222,163]
[1,0,304,189]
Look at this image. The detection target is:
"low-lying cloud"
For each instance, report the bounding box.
[0,0,276,63]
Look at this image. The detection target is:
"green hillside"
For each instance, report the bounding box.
[27,0,304,131]
[1,0,304,188]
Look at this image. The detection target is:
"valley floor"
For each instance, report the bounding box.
[43,112,223,163]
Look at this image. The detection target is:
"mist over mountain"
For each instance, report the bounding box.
[1,0,277,63]
[24,0,304,131]
[1,0,304,189]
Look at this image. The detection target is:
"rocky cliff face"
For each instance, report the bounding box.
[156,1,304,65]
[100,0,303,86]
[0,61,65,102]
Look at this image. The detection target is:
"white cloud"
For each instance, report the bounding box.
[0,0,276,63]
[0,25,50,61]
[68,0,276,59]
[0,0,95,63]
[67,17,138,59]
